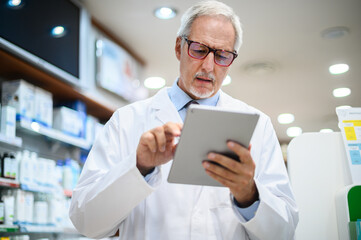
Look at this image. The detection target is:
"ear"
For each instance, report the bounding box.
[175,37,182,61]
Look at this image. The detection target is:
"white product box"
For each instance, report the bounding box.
[94,122,104,141]
[53,106,84,137]
[1,79,35,123]
[1,105,16,138]
[34,87,53,128]
[85,115,99,144]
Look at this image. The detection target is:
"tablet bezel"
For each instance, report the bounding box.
[167,104,260,187]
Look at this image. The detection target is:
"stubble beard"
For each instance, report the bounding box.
[189,85,215,99]
[189,72,216,99]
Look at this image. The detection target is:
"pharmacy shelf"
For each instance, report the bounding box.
[0,50,114,122]
[20,183,58,195]
[19,225,64,233]
[17,120,91,150]
[0,177,20,188]
[0,178,71,198]
[0,224,79,234]
[0,133,22,147]
[0,224,19,233]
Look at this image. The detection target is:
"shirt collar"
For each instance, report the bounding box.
[167,79,220,111]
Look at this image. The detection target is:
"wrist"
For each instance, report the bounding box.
[137,163,154,176]
[234,185,259,208]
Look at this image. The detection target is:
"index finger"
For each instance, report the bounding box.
[163,122,183,138]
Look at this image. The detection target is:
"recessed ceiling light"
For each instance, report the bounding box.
[144,77,166,89]
[329,63,349,75]
[7,0,23,8]
[333,87,351,98]
[154,7,177,20]
[243,61,277,75]
[320,128,334,133]
[51,26,66,38]
[277,113,295,124]
[321,26,350,39]
[222,75,231,86]
[287,127,302,138]
[336,105,352,110]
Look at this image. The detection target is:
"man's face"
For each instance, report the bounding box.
[175,15,236,99]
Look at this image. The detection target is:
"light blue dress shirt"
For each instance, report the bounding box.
[146,80,259,221]
[167,80,220,121]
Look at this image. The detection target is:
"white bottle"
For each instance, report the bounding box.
[24,191,34,224]
[14,189,26,224]
[19,150,31,187]
[0,199,4,224]
[33,193,48,225]
[14,151,22,181]
[62,159,72,191]
[37,157,46,186]
[3,189,15,225]
[29,151,38,189]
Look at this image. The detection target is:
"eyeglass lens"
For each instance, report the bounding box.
[188,41,235,66]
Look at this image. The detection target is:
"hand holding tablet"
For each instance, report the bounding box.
[168,104,259,187]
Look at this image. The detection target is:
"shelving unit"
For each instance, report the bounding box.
[0,224,19,233]
[0,134,22,148]
[0,49,114,123]
[19,225,77,234]
[0,224,78,234]
[17,120,92,150]
[0,48,103,239]
[0,177,20,188]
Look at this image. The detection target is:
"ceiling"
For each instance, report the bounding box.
[80,0,361,143]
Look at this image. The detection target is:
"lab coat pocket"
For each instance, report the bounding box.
[210,205,247,240]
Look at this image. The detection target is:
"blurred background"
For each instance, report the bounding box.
[81,0,361,144]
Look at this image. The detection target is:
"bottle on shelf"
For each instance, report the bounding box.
[0,192,4,224]
[2,189,15,225]
[19,150,29,185]
[1,152,16,180]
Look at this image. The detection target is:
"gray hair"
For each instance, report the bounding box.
[177,0,243,52]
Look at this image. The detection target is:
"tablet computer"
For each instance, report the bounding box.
[167,104,259,187]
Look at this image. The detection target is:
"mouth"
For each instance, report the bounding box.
[195,76,213,84]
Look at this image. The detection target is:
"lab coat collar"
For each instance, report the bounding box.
[151,87,182,124]
[151,87,240,124]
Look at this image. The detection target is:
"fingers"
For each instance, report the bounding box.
[226,141,253,165]
[141,131,158,153]
[203,141,255,181]
[203,141,258,205]
[163,122,182,139]
[141,122,183,153]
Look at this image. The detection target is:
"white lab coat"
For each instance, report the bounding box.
[69,88,299,240]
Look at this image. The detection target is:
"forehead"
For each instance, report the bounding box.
[188,15,235,51]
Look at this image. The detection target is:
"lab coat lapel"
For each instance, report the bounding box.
[152,88,182,124]
[217,90,234,108]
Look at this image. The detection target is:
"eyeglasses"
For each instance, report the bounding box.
[182,37,238,67]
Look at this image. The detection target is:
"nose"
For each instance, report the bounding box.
[201,51,216,73]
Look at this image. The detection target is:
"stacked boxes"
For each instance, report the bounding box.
[1,79,100,144]
[1,80,35,123]
[1,80,53,128]
[34,87,53,128]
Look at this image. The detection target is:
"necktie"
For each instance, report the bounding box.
[184,100,199,109]
[180,100,199,121]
